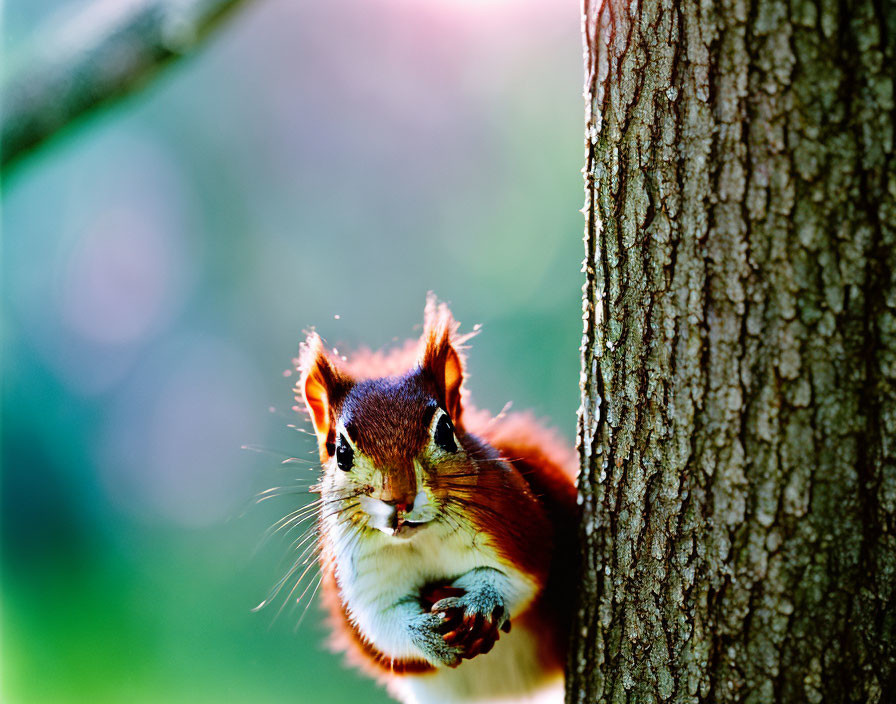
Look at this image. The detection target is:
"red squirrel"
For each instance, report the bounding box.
[297,297,578,704]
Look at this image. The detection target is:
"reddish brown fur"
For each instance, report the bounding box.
[480,419,579,675]
[299,333,355,461]
[299,297,578,683]
[340,339,419,379]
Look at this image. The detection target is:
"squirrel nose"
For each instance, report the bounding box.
[382,490,419,516]
[385,498,410,513]
[379,465,417,508]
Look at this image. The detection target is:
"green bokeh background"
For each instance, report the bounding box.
[1,1,583,701]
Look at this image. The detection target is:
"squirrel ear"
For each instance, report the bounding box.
[298,333,352,446]
[419,295,471,425]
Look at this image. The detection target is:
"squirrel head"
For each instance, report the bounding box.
[296,296,480,538]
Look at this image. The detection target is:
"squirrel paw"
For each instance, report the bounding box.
[429,586,510,660]
[408,611,465,668]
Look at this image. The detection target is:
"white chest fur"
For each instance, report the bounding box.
[323,511,539,663]
[391,626,564,704]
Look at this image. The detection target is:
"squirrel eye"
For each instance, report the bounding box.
[434,414,457,453]
[335,434,354,471]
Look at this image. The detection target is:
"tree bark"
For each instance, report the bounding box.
[569,1,895,702]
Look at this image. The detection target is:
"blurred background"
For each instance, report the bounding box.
[1,0,583,701]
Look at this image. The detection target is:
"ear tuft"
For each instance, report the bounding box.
[418,294,477,428]
[297,332,353,447]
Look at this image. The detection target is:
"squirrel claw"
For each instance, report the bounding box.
[428,595,507,661]
[408,611,465,668]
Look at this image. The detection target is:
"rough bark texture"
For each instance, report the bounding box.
[569,0,895,702]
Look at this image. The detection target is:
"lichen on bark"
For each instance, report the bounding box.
[569,0,896,702]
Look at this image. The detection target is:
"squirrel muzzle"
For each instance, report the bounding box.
[360,464,437,537]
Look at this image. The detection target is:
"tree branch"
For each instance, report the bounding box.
[1,0,252,173]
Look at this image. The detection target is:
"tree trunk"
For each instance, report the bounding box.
[569,1,895,702]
